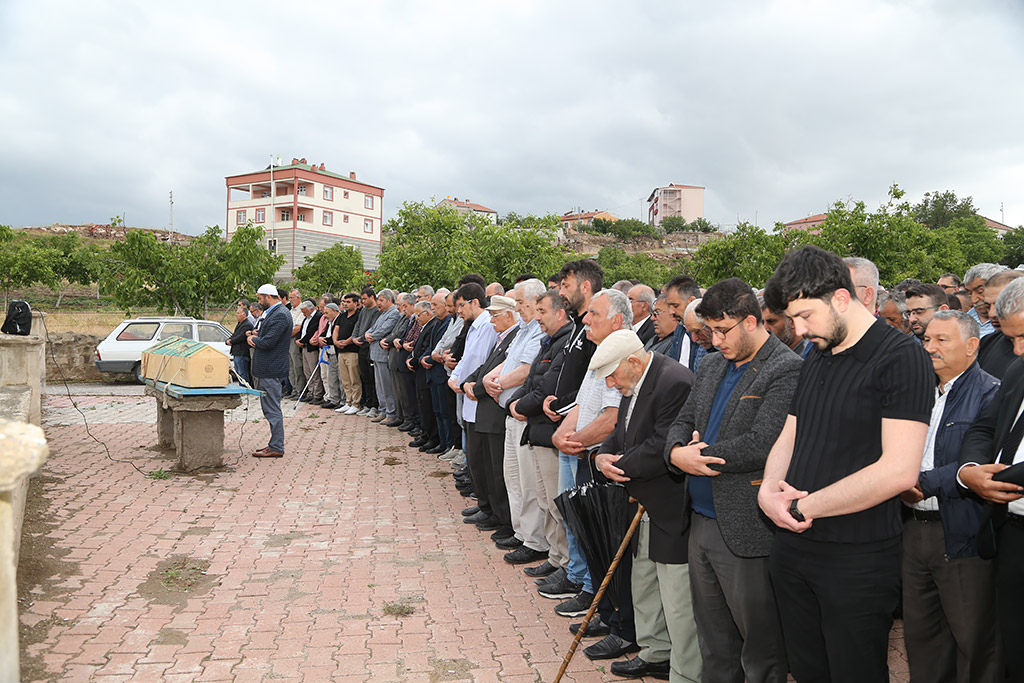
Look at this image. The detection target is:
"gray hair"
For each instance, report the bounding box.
[684,298,703,322]
[400,293,417,306]
[436,287,451,297]
[964,263,1006,286]
[629,284,656,311]
[877,289,906,313]
[516,278,546,302]
[595,288,634,330]
[844,256,879,308]
[414,301,432,313]
[612,279,634,293]
[930,309,980,341]
[301,299,316,311]
[418,285,435,297]
[378,288,396,303]
[994,278,1024,320]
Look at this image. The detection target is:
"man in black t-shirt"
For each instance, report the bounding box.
[759,246,934,683]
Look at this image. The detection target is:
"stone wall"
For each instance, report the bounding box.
[45,332,104,382]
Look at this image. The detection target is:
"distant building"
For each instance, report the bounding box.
[436,198,498,223]
[560,210,618,230]
[647,184,704,226]
[782,213,828,234]
[983,216,1013,236]
[225,158,384,279]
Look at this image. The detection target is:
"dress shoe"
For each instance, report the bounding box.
[524,561,558,578]
[370,413,387,423]
[252,449,284,458]
[408,428,423,437]
[397,422,415,432]
[461,505,479,517]
[298,396,311,403]
[460,488,474,497]
[535,566,567,586]
[475,518,503,531]
[583,634,640,660]
[504,546,548,565]
[455,480,473,492]
[569,619,611,638]
[321,402,339,410]
[418,441,440,453]
[463,511,489,525]
[409,438,428,448]
[495,536,523,550]
[383,418,403,427]
[610,656,670,680]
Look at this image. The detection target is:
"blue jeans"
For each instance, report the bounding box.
[258,376,284,453]
[232,355,251,385]
[558,451,593,594]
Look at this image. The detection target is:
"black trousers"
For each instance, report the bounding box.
[769,533,900,683]
[997,520,1024,683]
[401,371,419,427]
[480,429,512,536]
[358,346,376,408]
[446,384,462,447]
[465,423,489,514]
[414,372,436,442]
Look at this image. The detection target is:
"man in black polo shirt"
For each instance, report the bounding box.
[759,246,934,683]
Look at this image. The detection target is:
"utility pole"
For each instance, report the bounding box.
[168,191,173,233]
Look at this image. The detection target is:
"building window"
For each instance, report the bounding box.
[563,222,569,229]
[236,210,246,225]
[364,195,374,210]
[343,215,349,223]
[364,219,373,233]
[323,186,333,201]
[281,209,291,221]
[256,208,265,223]
[261,191,269,198]
[268,238,277,253]
[297,212,306,222]
[323,211,333,226]
[343,190,349,199]
[297,184,307,196]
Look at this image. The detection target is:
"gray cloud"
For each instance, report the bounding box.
[1,0,1021,235]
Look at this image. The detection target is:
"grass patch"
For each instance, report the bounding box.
[161,558,210,592]
[382,600,416,617]
[383,456,401,466]
[147,469,172,480]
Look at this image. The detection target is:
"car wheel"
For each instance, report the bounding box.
[132,362,145,384]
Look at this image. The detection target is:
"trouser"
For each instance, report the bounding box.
[769,533,900,683]
[504,417,546,551]
[482,429,512,536]
[447,382,461,446]
[531,444,569,570]
[232,355,251,385]
[689,514,786,683]
[301,351,324,401]
[401,371,419,426]
[558,451,593,594]
[338,353,361,407]
[465,422,489,514]
[390,365,407,421]
[373,360,396,416]
[429,383,454,449]
[633,520,702,683]
[358,346,376,408]
[321,353,340,404]
[415,373,437,442]
[996,520,1024,682]
[902,517,1001,683]
[257,376,284,453]
[288,340,304,395]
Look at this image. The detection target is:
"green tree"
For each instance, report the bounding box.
[292,243,365,295]
[500,211,562,231]
[689,217,717,233]
[659,216,689,233]
[41,232,102,307]
[101,223,284,318]
[0,226,57,307]
[595,247,676,289]
[689,222,800,287]
[911,190,978,230]
[590,217,658,239]
[1002,227,1024,268]
[377,202,568,291]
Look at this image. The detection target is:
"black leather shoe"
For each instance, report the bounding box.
[455,481,474,493]
[463,511,489,525]
[460,488,474,497]
[409,438,427,447]
[569,619,611,638]
[475,518,503,531]
[425,445,447,455]
[609,656,670,680]
[408,428,423,437]
[495,536,522,550]
[383,417,403,427]
[583,635,640,661]
[418,440,440,452]
[461,505,479,517]
[321,402,339,410]
[504,546,547,565]
[398,422,415,432]
[524,561,558,578]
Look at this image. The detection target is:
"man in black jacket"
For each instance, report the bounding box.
[226,302,254,384]
[978,269,1024,379]
[593,330,698,682]
[297,300,324,404]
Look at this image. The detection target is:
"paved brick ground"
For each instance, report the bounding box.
[22,389,910,682]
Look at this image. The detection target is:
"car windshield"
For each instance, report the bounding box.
[115,323,159,341]
[159,323,193,340]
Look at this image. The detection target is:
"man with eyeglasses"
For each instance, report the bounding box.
[937,272,962,294]
[844,256,880,314]
[644,295,677,355]
[904,283,949,343]
[963,263,1006,339]
[978,269,1024,380]
[665,277,803,683]
[627,284,657,344]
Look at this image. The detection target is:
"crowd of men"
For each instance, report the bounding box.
[240,249,1024,683]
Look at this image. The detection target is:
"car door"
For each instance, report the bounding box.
[196,322,232,357]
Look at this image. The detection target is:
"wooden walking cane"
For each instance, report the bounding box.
[552,500,646,683]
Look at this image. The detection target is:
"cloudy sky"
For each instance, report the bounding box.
[2,0,1022,235]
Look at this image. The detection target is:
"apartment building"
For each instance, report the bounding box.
[559,209,618,230]
[647,183,705,226]
[225,158,384,278]
[436,197,498,223]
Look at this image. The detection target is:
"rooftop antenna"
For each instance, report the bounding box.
[168,190,173,233]
[1002,202,1005,224]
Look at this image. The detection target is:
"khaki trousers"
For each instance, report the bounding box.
[529,444,568,570]
[338,352,361,407]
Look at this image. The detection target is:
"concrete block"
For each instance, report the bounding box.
[173,410,225,471]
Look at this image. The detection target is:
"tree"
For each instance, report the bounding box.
[660,216,689,233]
[41,232,102,307]
[376,202,568,291]
[911,190,979,230]
[689,222,800,287]
[500,211,562,231]
[595,247,676,289]
[689,217,717,233]
[1002,227,1024,268]
[590,217,658,239]
[101,223,284,318]
[292,243,365,295]
[0,226,57,307]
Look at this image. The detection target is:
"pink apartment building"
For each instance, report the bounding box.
[225,158,384,279]
[647,183,705,226]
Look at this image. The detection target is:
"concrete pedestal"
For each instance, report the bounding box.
[145,388,241,470]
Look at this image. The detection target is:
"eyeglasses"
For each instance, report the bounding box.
[707,319,743,339]
[903,306,938,319]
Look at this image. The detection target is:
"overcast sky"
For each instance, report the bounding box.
[2,0,1022,235]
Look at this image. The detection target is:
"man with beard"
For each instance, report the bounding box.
[904,283,949,345]
[247,285,294,458]
[683,299,714,369]
[760,296,810,358]
[759,246,934,683]
[645,295,678,355]
[963,263,1005,339]
[977,269,1024,379]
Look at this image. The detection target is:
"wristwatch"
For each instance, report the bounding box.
[789,499,805,522]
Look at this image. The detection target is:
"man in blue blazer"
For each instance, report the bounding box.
[248,285,294,458]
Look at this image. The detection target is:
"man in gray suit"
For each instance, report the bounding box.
[666,277,802,683]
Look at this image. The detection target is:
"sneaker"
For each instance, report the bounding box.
[437,447,457,461]
[535,566,567,586]
[356,407,370,416]
[335,404,350,413]
[345,406,360,415]
[450,453,467,470]
[504,546,548,565]
[367,408,380,418]
[524,561,559,578]
[554,591,595,617]
[538,575,583,600]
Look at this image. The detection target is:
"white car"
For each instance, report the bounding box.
[95,316,232,382]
